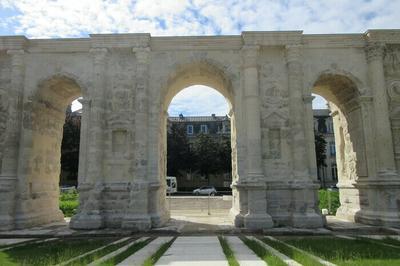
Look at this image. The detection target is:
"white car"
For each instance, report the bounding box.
[193,186,217,196]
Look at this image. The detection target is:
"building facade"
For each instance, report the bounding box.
[1,31,400,231]
[314,109,338,187]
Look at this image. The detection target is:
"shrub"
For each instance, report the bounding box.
[59,191,79,217]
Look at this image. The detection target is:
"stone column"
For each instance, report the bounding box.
[0,49,25,230]
[286,45,309,178]
[303,95,318,178]
[70,48,108,229]
[286,45,323,228]
[77,98,91,184]
[121,46,152,230]
[241,45,273,229]
[366,43,397,177]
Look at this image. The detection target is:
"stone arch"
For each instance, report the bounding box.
[311,71,370,222]
[14,74,84,228]
[161,58,237,111]
[157,58,239,223]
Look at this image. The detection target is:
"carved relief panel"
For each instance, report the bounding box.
[387,80,400,172]
[259,63,290,177]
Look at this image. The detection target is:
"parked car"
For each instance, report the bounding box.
[193,186,217,196]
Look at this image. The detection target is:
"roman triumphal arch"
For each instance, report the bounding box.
[1,30,400,230]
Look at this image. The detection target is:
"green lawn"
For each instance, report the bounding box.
[262,237,323,266]
[218,236,239,266]
[240,236,286,266]
[281,236,400,266]
[0,238,116,266]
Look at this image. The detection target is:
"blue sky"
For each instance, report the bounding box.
[1,0,397,114]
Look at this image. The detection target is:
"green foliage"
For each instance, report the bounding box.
[218,236,239,266]
[59,191,79,217]
[318,189,340,215]
[315,132,327,168]
[60,107,81,185]
[167,124,231,184]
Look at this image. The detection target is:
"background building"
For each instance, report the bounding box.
[313,109,338,187]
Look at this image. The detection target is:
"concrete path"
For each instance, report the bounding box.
[156,236,228,266]
[0,238,33,246]
[117,237,173,266]
[226,236,265,266]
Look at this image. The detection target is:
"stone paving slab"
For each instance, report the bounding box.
[156,236,228,266]
[225,236,265,266]
[117,237,173,266]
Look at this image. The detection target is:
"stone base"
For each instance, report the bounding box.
[244,213,274,230]
[229,208,244,227]
[121,215,152,231]
[150,210,170,228]
[70,213,104,229]
[14,209,64,229]
[291,212,325,228]
[355,210,400,228]
[335,206,359,223]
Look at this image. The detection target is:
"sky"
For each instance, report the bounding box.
[1,0,396,114]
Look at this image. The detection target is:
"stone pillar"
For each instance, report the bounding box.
[286,45,309,178]
[286,45,323,228]
[0,49,25,230]
[70,48,108,229]
[366,43,397,177]
[77,98,91,184]
[240,45,273,229]
[303,95,318,178]
[121,46,152,230]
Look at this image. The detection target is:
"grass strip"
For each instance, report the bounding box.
[99,237,154,266]
[240,236,286,266]
[0,238,115,266]
[64,237,133,266]
[143,237,176,266]
[283,236,400,266]
[218,236,239,266]
[263,237,323,266]
[379,237,400,247]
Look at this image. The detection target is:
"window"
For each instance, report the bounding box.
[329,142,336,156]
[200,124,208,133]
[187,125,193,135]
[331,164,338,180]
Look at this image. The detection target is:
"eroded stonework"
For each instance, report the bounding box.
[1,30,400,230]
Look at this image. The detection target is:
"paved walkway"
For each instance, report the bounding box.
[226,236,265,266]
[156,236,228,266]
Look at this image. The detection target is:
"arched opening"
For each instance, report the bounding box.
[160,62,237,230]
[17,75,83,227]
[311,73,367,222]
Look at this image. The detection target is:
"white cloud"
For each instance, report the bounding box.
[168,85,229,116]
[1,0,399,38]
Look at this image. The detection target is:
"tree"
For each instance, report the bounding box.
[166,123,194,176]
[60,106,81,186]
[315,132,327,186]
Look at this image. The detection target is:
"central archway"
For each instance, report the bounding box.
[159,60,239,226]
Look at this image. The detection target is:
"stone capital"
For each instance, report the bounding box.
[241,45,259,68]
[365,42,385,63]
